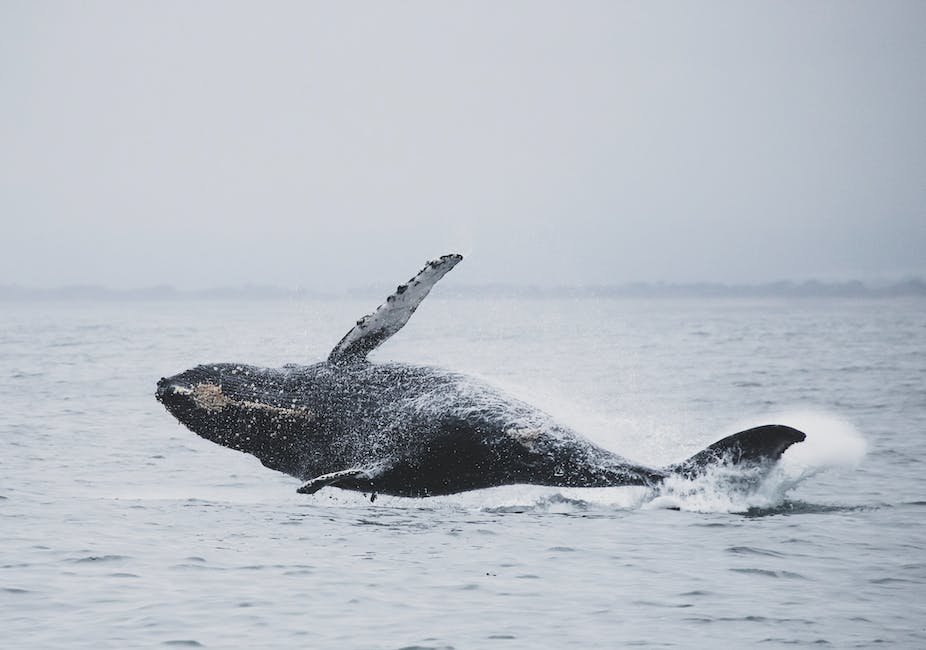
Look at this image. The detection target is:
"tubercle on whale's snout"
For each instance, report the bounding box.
[156,365,225,403]
[156,375,194,401]
[155,377,171,401]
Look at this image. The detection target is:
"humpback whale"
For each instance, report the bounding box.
[156,254,805,498]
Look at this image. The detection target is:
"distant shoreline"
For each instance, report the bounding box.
[1,280,924,301]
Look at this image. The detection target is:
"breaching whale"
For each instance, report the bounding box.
[156,254,805,498]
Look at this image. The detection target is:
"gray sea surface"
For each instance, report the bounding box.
[2,296,924,648]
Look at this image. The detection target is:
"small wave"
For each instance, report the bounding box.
[171,563,229,572]
[869,577,919,585]
[484,486,656,514]
[726,546,786,557]
[679,590,712,596]
[310,484,652,514]
[482,493,593,514]
[9,370,44,380]
[70,554,129,563]
[742,502,877,518]
[758,638,833,646]
[730,568,808,579]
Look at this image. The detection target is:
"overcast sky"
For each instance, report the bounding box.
[2,1,924,290]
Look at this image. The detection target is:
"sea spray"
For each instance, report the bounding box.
[648,410,866,513]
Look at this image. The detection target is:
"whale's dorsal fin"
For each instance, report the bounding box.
[327,253,463,365]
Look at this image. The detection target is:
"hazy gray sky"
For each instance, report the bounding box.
[2,1,924,289]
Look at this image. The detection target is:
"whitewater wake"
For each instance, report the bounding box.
[642,409,866,513]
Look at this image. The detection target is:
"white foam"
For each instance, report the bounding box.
[651,409,867,513]
[300,483,653,515]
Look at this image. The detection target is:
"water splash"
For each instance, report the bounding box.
[772,409,867,477]
[647,410,867,513]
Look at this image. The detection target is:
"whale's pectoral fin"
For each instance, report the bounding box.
[667,424,806,479]
[327,254,463,365]
[297,468,371,494]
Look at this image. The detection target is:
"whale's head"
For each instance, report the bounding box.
[156,364,316,476]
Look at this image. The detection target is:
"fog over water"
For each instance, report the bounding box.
[2,1,924,290]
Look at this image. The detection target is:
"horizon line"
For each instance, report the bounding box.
[1,278,925,301]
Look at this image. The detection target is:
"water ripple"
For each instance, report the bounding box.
[730,568,809,579]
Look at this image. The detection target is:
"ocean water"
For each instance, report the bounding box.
[2,296,924,648]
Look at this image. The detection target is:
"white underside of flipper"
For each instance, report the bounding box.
[297,468,370,494]
[327,254,463,365]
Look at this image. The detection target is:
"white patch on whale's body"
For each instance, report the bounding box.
[188,382,314,420]
[505,426,543,451]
